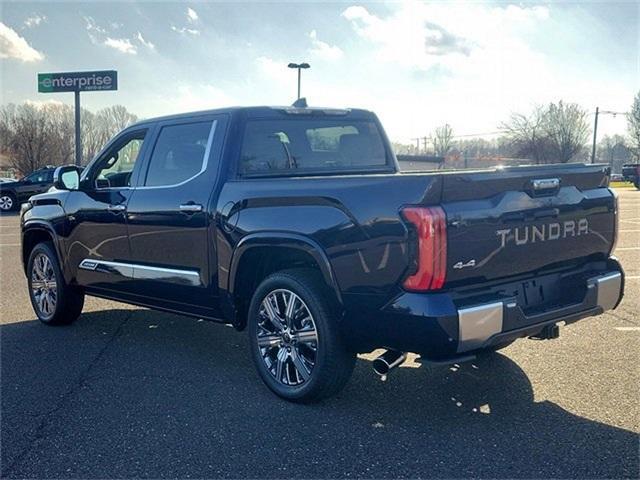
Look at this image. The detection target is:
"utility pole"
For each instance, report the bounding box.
[591,107,599,164]
[422,136,428,154]
[411,138,420,153]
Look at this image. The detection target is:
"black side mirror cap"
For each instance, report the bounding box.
[53,165,82,191]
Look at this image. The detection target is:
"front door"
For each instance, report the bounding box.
[65,128,151,292]
[125,114,227,318]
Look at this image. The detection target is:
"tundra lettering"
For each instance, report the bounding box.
[20,105,624,402]
[497,218,589,248]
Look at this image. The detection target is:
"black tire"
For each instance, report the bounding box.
[248,269,356,403]
[0,192,17,212]
[27,242,84,325]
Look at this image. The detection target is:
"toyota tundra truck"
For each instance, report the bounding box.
[21,104,624,402]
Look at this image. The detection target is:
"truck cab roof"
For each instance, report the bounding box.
[130,105,377,129]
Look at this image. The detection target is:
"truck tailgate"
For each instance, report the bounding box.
[440,164,616,285]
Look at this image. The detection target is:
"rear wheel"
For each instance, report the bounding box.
[27,242,84,325]
[248,269,355,403]
[0,193,16,212]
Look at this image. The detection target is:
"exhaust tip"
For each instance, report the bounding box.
[372,358,391,376]
[372,350,407,378]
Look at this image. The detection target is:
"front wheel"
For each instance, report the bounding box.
[248,269,355,403]
[0,193,16,212]
[27,242,84,325]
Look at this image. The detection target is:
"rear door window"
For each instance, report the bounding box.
[240,119,389,175]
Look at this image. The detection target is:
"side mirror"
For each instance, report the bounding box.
[53,165,81,191]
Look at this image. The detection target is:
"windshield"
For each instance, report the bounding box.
[240,118,390,176]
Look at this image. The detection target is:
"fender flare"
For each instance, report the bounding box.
[22,220,70,283]
[226,232,343,315]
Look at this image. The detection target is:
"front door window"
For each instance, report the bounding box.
[92,133,146,189]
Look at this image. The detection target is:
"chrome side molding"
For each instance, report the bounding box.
[79,259,201,286]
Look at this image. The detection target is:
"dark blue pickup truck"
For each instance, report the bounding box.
[21,105,624,402]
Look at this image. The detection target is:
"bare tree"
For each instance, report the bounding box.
[500,107,551,164]
[598,135,632,172]
[543,101,589,163]
[82,106,138,163]
[0,103,54,175]
[432,124,453,156]
[628,91,640,161]
[0,102,139,174]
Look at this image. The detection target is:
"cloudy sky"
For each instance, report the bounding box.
[1,1,638,143]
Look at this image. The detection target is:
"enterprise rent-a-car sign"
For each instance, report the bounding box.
[38,70,118,93]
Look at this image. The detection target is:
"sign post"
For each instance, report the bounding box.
[38,70,118,166]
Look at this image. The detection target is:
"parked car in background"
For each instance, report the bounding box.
[610,173,623,182]
[0,167,56,212]
[621,163,640,189]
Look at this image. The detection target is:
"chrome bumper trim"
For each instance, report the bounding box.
[457,302,504,353]
[588,272,622,312]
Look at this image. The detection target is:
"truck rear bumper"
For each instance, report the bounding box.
[456,270,622,353]
[348,258,624,358]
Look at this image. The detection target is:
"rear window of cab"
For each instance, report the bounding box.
[239,118,391,176]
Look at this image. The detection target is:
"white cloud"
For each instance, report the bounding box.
[152,83,234,115]
[171,25,200,36]
[187,7,199,23]
[24,15,46,28]
[0,22,44,62]
[104,37,137,54]
[255,56,291,84]
[136,32,155,51]
[308,30,344,61]
[84,16,107,44]
[337,2,560,142]
[25,99,64,109]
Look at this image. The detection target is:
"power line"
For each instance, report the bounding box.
[452,130,502,139]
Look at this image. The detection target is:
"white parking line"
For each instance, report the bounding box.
[614,327,640,331]
[0,243,19,247]
[615,246,640,251]
[625,275,640,280]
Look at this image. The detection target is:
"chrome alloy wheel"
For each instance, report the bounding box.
[0,195,13,211]
[256,289,319,386]
[31,253,57,318]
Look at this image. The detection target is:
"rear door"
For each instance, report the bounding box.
[125,114,228,317]
[440,164,616,286]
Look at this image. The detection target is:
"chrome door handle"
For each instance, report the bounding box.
[179,203,203,213]
[107,204,126,212]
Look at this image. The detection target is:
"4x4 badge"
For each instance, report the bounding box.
[453,259,476,270]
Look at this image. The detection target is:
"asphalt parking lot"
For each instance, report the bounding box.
[1,188,638,479]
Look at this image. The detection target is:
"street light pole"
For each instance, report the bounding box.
[590,108,629,164]
[287,62,310,100]
[591,107,599,164]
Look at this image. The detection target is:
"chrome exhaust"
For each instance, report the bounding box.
[372,350,407,381]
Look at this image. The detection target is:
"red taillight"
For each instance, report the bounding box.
[401,206,447,291]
